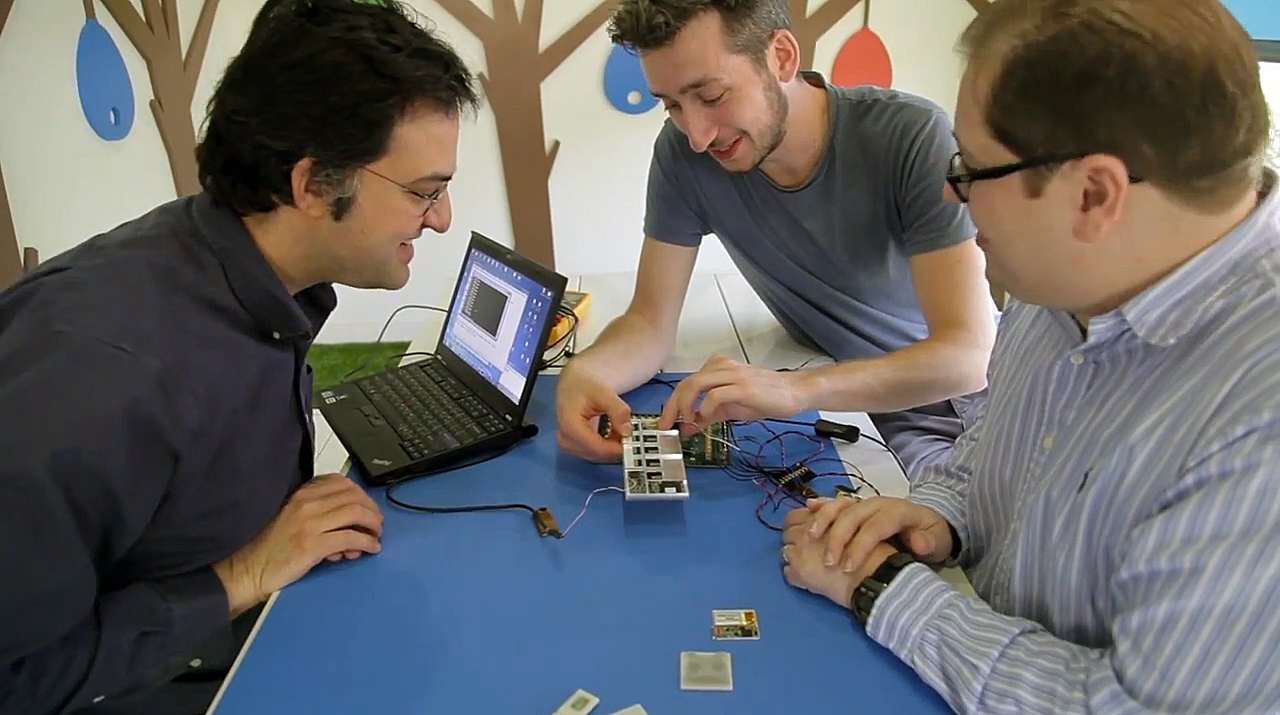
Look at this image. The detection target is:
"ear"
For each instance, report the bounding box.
[769,29,801,83]
[289,157,332,219]
[1071,154,1130,245]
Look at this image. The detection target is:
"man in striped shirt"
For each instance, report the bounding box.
[780,1,1279,712]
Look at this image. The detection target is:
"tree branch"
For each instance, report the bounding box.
[141,0,165,36]
[805,0,862,39]
[523,0,544,32]
[0,0,14,35]
[538,0,618,81]
[0,157,19,289]
[184,0,221,86]
[99,0,159,58]
[0,0,17,288]
[163,0,180,43]
[431,0,494,42]
[964,0,991,12]
[546,139,560,177]
[491,0,518,26]
[788,0,807,24]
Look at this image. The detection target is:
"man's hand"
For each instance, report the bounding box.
[781,509,900,607]
[213,473,384,617]
[803,496,953,575]
[658,355,812,433]
[555,364,633,462]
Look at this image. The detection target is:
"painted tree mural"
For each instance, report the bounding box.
[789,0,863,75]
[0,0,20,289]
[604,42,658,115]
[431,0,619,270]
[77,0,137,142]
[831,0,891,87]
[92,0,221,197]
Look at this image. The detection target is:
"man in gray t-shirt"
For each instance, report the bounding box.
[557,0,997,478]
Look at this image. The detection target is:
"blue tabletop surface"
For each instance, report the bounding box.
[212,373,951,715]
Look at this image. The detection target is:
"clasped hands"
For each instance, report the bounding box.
[781,495,955,609]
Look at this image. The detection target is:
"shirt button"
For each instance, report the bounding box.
[93,696,105,703]
[189,658,203,668]
[1069,352,1084,365]
[271,331,281,340]
[1042,435,1055,450]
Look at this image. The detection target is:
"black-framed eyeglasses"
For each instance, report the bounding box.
[361,166,447,216]
[946,151,1143,203]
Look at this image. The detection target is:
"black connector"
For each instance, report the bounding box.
[813,418,862,443]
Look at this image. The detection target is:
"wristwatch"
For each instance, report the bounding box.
[850,551,917,626]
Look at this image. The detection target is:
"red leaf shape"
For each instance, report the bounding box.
[832,27,893,88]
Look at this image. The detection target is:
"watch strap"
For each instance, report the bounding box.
[851,551,916,626]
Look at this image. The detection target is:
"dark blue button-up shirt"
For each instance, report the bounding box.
[0,192,335,714]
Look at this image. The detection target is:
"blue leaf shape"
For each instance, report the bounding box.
[76,18,135,141]
[603,43,658,115]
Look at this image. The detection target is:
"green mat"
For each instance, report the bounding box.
[308,341,411,394]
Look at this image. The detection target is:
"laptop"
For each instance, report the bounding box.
[318,231,568,486]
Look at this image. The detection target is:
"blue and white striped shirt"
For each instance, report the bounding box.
[868,169,1280,714]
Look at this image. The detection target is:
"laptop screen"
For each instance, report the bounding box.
[440,242,558,405]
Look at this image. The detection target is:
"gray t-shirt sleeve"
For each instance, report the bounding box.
[893,109,977,255]
[642,124,710,247]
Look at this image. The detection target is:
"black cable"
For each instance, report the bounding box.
[375,305,447,344]
[647,374,680,389]
[755,417,813,428]
[384,442,518,494]
[774,356,818,372]
[539,303,579,370]
[756,416,908,479]
[857,432,909,480]
[380,442,567,535]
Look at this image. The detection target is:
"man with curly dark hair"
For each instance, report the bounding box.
[0,2,476,713]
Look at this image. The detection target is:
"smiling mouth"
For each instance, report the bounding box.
[710,136,741,159]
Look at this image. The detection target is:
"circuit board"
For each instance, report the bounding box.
[598,413,733,467]
[620,419,689,501]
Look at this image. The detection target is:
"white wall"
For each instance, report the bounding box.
[0,0,977,344]
[1262,61,1280,164]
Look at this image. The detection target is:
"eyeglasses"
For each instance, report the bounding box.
[360,166,447,216]
[946,151,1143,203]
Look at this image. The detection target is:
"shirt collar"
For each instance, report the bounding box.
[192,192,336,343]
[1089,167,1279,348]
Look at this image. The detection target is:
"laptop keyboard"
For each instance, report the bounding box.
[356,360,507,461]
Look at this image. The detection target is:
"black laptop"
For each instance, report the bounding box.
[317,231,567,486]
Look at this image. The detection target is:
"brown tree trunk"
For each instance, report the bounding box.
[789,0,819,70]
[482,54,560,269]
[99,0,219,198]
[141,6,205,197]
[431,0,616,272]
[0,0,20,289]
[148,70,201,196]
[0,164,20,289]
[791,0,864,71]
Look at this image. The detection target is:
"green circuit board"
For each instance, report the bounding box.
[598,413,733,467]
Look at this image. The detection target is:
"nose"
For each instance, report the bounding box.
[422,193,452,234]
[682,110,717,154]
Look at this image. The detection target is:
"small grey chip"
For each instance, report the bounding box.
[680,651,733,691]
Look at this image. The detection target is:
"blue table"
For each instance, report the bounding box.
[212,374,950,714]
